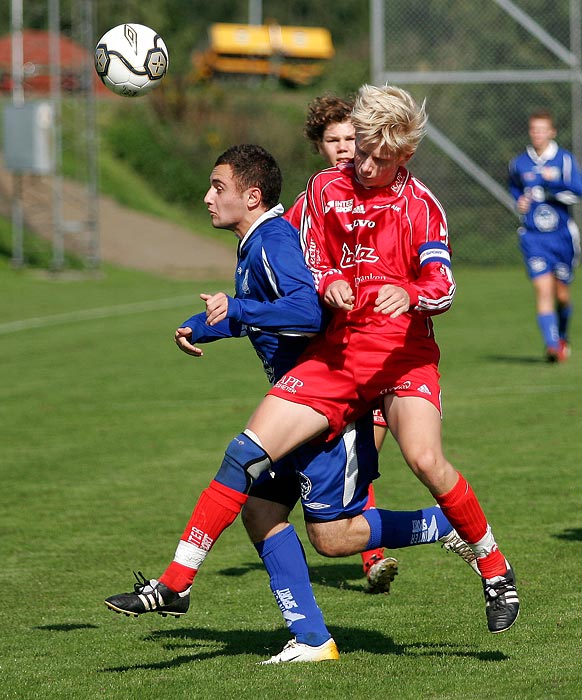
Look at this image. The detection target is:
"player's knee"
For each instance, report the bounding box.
[306,521,349,557]
[215,430,272,494]
[407,448,453,491]
[241,500,260,535]
[407,446,440,476]
[241,497,290,542]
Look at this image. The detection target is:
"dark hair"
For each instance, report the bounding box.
[303,95,354,152]
[214,144,282,209]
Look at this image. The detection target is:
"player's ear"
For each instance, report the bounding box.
[247,187,262,208]
[400,152,414,167]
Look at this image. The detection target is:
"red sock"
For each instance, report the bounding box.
[361,483,385,573]
[435,472,506,577]
[476,548,508,579]
[435,472,488,543]
[159,480,248,592]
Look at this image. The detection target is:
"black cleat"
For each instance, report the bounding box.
[483,563,520,633]
[104,571,190,618]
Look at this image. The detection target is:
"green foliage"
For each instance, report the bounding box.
[1,261,581,699]
[95,84,524,265]
[103,100,207,207]
[99,85,325,213]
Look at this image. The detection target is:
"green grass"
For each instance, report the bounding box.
[1,260,581,699]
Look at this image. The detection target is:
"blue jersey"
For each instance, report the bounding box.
[181,205,325,383]
[508,141,582,234]
[509,141,582,280]
[181,204,378,522]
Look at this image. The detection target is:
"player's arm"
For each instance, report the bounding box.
[398,206,456,317]
[541,152,582,204]
[508,158,525,203]
[175,310,244,356]
[206,231,324,334]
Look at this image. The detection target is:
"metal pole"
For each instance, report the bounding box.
[10,0,24,106]
[49,0,64,271]
[370,0,385,85]
[569,0,582,228]
[570,0,582,156]
[10,0,24,268]
[83,0,100,269]
[248,0,262,25]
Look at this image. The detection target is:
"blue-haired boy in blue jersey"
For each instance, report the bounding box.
[105,144,478,664]
[509,109,582,362]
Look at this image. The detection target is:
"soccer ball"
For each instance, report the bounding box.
[95,24,169,97]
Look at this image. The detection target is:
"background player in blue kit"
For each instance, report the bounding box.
[105,143,477,664]
[508,109,582,362]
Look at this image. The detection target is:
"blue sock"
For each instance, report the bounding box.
[363,506,453,550]
[537,312,559,349]
[557,303,572,341]
[255,525,330,647]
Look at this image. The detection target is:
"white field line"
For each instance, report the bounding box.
[0,295,197,335]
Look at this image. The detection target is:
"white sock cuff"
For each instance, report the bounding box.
[470,525,497,558]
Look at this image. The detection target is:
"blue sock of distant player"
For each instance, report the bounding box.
[362,505,453,550]
[255,525,331,648]
[557,303,572,340]
[537,311,560,349]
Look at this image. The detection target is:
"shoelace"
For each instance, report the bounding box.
[484,577,516,603]
[132,570,163,603]
[442,537,476,563]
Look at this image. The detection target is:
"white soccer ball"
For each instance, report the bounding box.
[95,24,169,97]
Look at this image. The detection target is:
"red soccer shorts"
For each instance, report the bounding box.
[270,329,442,440]
[373,408,387,427]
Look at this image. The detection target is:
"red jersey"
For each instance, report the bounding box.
[284,191,305,230]
[300,162,455,340]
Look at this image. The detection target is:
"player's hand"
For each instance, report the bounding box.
[201,292,228,326]
[517,195,531,214]
[174,326,203,357]
[323,280,355,311]
[374,285,410,318]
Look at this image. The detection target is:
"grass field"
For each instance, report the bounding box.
[1,259,581,700]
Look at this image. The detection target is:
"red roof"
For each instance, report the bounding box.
[0,29,108,94]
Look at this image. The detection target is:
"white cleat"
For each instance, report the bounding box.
[260,637,340,664]
[366,556,399,594]
[439,529,480,574]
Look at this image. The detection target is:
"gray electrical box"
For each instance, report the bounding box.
[3,101,54,174]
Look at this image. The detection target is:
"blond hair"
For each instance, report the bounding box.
[351,84,427,160]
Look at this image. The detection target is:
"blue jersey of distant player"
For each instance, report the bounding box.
[181,205,379,522]
[508,140,582,282]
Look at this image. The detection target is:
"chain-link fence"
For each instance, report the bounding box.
[371,0,582,264]
[0,0,98,269]
[4,1,581,267]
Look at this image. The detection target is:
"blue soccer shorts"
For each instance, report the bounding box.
[519,225,579,283]
[248,413,380,523]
